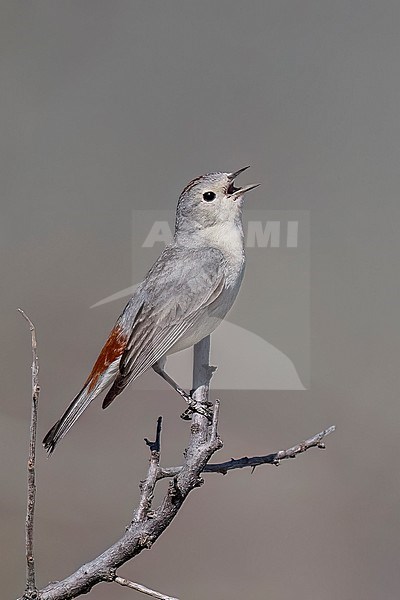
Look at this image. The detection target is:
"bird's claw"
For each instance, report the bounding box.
[180,399,213,421]
[175,385,213,421]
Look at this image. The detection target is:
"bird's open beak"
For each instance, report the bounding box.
[227,166,260,198]
[229,166,251,180]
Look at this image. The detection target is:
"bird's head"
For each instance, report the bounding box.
[175,167,259,236]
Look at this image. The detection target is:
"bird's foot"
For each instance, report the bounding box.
[180,397,213,421]
[174,385,213,421]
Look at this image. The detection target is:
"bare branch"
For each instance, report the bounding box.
[114,576,180,600]
[187,337,220,453]
[157,425,336,479]
[18,309,40,600]
[210,399,220,444]
[133,417,163,523]
[204,425,336,473]
[15,329,335,600]
[21,337,225,600]
[144,415,162,452]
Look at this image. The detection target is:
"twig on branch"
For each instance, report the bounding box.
[204,424,336,473]
[18,309,40,600]
[144,415,162,452]
[15,329,336,600]
[134,416,163,523]
[114,576,180,600]
[157,425,336,479]
[21,337,224,600]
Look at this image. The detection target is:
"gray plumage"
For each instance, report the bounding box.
[43,168,259,453]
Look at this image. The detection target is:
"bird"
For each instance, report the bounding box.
[43,167,259,453]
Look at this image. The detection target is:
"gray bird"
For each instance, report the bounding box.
[43,167,259,453]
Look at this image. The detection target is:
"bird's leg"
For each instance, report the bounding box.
[152,361,191,400]
[152,361,212,420]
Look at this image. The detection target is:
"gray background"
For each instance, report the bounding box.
[2,2,400,599]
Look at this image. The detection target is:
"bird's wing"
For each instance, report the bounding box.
[102,245,227,407]
[42,245,227,452]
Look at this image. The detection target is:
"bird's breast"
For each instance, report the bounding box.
[168,263,244,356]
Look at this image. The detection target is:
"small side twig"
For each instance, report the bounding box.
[134,416,163,523]
[18,309,40,600]
[210,399,220,444]
[205,425,336,474]
[157,425,335,479]
[144,415,162,452]
[114,576,179,600]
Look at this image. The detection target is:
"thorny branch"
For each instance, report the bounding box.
[18,309,40,600]
[16,331,335,600]
[157,425,336,479]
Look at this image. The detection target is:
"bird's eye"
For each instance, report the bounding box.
[203,191,216,201]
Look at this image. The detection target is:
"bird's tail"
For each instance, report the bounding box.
[43,360,119,454]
